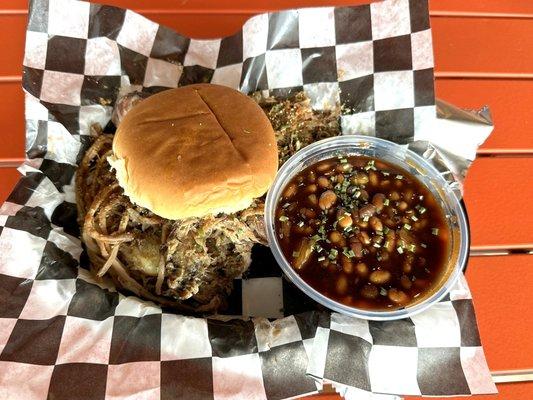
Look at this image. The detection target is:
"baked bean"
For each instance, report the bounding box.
[369,216,383,232]
[355,262,369,277]
[336,174,345,183]
[300,208,316,219]
[388,288,409,304]
[336,163,352,173]
[341,256,354,274]
[350,240,363,258]
[283,183,297,198]
[369,171,379,186]
[359,190,369,201]
[390,191,400,201]
[369,270,391,285]
[319,190,337,210]
[398,201,408,211]
[316,160,334,172]
[361,284,378,299]
[372,193,386,212]
[293,238,314,270]
[307,170,316,183]
[403,188,414,202]
[400,275,412,289]
[352,172,369,185]
[293,225,313,235]
[380,180,391,188]
[280,221,291,239]
[329,231,346,247]
[306,184,318,194]
[308,194,318,206]
[359,204,376,219]
[317,176,330,189]
[338,213,353,229]
[394,180,403,188]
[336,275,348,294]
[358,231,371,245]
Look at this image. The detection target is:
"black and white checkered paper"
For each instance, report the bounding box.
[0,0,496,398]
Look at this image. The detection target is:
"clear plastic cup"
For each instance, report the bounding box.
[264,136,469,320]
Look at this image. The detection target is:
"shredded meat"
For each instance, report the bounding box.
[77,92,341,314]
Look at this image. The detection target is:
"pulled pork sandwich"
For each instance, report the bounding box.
[77,84,341,313]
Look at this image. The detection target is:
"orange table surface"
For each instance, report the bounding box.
[1,0,532,399]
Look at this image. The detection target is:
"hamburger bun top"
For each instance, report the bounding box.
[109,84,278,220]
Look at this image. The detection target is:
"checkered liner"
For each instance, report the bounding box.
[0,0,495,398]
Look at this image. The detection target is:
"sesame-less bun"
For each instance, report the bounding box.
[109,84,278,220]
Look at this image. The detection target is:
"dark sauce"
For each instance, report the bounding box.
[275,155,450,310]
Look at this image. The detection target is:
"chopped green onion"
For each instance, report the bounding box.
[383,171,390,176]
[411,215,419,221]
[421,243,427,248]
[419,195,424,201]
[380,287,387,296]
[409,244,416,252]
[279,215,289,222]
[397,247,404,254]
[373,243,381,248]
[432,228,439,235]
[362,216,370,222]
[318,226,325,235]
[384,199,390,206]
[325,239,331,244]
[340,158,348,164]
[419,207,426,214]
[282,203,291,209]
[404,223,412,230]
[383,226,390,234]
[328,249,338,260]
[395,174,403,180]
[317,256,326,262]
[292,251,299,257]
[297,221,305,227]
[333,221,338,229]
[311,235,321,242]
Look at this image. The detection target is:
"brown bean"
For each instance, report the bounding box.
[388,288,410,304]
[341,256,354,274]
[369,270,392,285]
[400,275,412,290]
[350,240,363,258]
[361,284,378,299]
[390,191,400,201]
[307,170,316,183]
[413,219,428,231]
[317,176,330,189]
[359,204,377,219]
[358,220,369,229]
[307,194,318,206]
[293,238,314,270]
[336,174,345,183]
[355,262,369,277]
[319,190,337,210]
[338,213,353,229]
[283,183,297,198]
[316,161,334,172]
[369,216,383,232]
[358,231,371,245]
[369,171,379,186]
[379,251,389,261]
[336,275,348,294]
[394,180,403,188]
[372,193,386,212]
[380,180,391,188]
[359,190,369,201]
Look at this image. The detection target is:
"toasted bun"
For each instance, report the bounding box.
[109,84,278,220]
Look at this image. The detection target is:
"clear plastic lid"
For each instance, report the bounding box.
[264,136,469,320]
